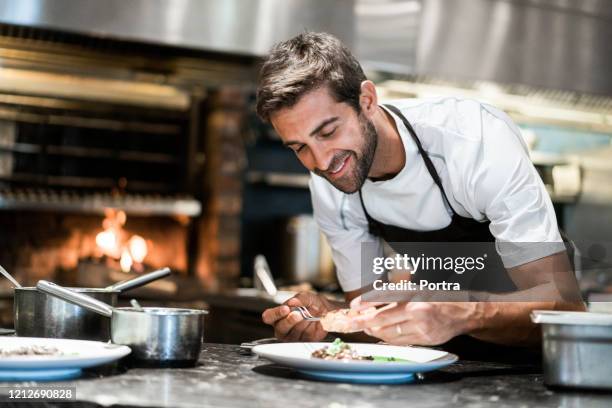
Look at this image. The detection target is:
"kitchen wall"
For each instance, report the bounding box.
[0,0,610,303]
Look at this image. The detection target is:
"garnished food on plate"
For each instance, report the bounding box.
[0,345,63,357]
[311,338,365,360]
[320,308,376,333]
[311,338,411,362]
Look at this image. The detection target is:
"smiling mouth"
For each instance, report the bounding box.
[329,154,350,177]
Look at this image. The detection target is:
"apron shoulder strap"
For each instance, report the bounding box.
[382,103,457,216]
[358,189,382,236]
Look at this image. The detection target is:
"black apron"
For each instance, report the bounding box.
[358,104,539,361]
[360,104,516,293]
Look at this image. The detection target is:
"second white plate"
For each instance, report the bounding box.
[0,337,131,370]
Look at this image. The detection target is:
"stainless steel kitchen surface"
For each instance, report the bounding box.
[415,0,612,95]
[0,0,355,56]
[1,343,611,408]
[0,0,609,406]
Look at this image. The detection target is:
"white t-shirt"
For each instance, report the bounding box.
[309,97,565,292]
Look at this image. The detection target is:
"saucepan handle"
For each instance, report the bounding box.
[105,267,171,292]
[36,280,114,317]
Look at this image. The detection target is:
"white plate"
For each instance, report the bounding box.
[0,337,131,370]
[0,368,83,381]
[253,342,457,374]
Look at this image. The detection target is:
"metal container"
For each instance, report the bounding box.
[14,267,171,341]
[15,287,117,342]
[282,215,334,284]
[531,310,612,390]
[37,280,207,368]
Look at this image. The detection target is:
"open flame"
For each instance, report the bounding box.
[120,248,132,272]
[129,235,147,263]
[95,229,118,258]
[95,209,148,272]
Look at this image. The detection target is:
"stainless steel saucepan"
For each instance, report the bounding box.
[532,310,612,390]
[14,267,171,341]
[37,280,207,368]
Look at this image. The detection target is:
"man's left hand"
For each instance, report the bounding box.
[349,299,480,346]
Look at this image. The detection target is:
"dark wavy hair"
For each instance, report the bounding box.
[256,32,367,123]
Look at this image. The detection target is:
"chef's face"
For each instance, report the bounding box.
[270,87,377,194]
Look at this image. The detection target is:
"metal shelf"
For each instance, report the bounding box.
[246,171,310,189]
[0,188,201,216]
[0,143,178,164]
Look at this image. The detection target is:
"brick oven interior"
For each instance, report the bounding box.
[0,24,258,337]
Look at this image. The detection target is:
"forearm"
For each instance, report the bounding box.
[466,251,585,346]
[467,300,585,346]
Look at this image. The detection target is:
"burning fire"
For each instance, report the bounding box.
[120,248,132,273]
[128,235,147,263]
[95,209,148,272]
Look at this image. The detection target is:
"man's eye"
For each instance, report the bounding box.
[321,128,336,138]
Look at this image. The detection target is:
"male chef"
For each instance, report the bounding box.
[257,32,584,348]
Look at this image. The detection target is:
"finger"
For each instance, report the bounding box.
[352,303,408,330]
[369,321,417,342]
[274,310,303,339]
[262,305,290,325]
[377,334,420,346]
[286,296,305,307]
[381,331,440,346]
[305,317,328,340]
[298,322,315,342]
[285,319,310,342]
[301,319,329,341]
[296,292,325,315]
[287,292,326,316]
[296,321,321,342]
[350,296,388,311]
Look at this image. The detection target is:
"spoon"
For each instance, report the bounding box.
[0,264,21,288]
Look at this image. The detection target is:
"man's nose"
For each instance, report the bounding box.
[310,145,332,172]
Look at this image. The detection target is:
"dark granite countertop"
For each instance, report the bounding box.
[1,343,612,408]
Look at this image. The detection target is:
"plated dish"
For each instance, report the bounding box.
[0,345,63,357]
[311,338,411,362]
[0,337,130,370]
[253,341,457,374]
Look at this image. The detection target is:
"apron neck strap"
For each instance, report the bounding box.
[382,103,457,216]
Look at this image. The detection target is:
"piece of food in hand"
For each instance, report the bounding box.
[320,307,376,333]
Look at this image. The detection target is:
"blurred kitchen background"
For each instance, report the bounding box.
[0,0,610,342]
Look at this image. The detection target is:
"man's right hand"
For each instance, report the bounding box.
[262,291,337,342]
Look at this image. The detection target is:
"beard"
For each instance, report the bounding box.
[314,113,378,194]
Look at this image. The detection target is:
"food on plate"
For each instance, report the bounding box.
[311,338,411,362]
[320,307,376,333]
[0,345,63,357]
[311,338,367,360]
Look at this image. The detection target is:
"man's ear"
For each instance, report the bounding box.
[359,80,378,118]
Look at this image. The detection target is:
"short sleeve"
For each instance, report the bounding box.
[464,105,565,267]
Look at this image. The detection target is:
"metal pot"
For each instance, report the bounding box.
[281,215,334,284]
[531,310,612,390]
[14,267,171,341]
[37,280,207,368]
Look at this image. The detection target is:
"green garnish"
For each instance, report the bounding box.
[312,338,414,363]
[326,338,345,355]
[369,356,412,363]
